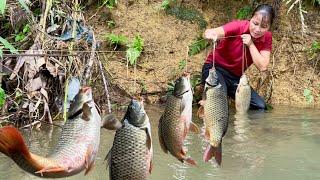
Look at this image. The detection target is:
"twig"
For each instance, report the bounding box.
[19,120,41,129]
[97,56,112,113]
[0,114,15,120]
[2,53,79,57]
[83,33,97,85]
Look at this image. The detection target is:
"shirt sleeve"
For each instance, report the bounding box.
[261,32,272,51]
[222,20,242,36]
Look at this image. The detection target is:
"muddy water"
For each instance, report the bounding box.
[0,105,320,180]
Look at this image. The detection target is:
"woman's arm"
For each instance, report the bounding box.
[204,27,225,41]
[241,34,270,71]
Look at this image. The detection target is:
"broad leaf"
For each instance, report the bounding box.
[17,0,31,13]
[0,0,6,15]
[0,36,18,53]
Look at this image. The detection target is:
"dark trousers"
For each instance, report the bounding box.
[201,63,266,110]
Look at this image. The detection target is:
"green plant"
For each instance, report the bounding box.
[126,35,144,65]
[236,6,253,20]
[107,20,116,28]
[0,87,6,108]
[309,41,320,58]
[178,59,186,71]
[0,36,18,58]
[166,80,175,93]
[104,33,128,47]
[161,0,171,10]
[188,36,209,56]
[0,0,6,15]
[100,0,117,9]
[15,24,30,42]
[166,6,207,29]
[309,0,320,5]
[303,88,313,104]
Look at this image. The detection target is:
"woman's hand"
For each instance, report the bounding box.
[241,34,253,47]
[204,29,218,41]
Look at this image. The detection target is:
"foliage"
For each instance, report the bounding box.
[309,41,320,58]
[0,87,6,108]
[166,5,207,29]
[178,59,186,71]
[126,35,144,65]
[188,36,209,56]
[0,0,6,15]
[0,36,18,57]
[166,80,175,93]
[99,0,117,9]
[161,0,173,10]
[15,24,31,42]
[236,6,253,20]
[107,20,116,28]
[104,33,128,46]
[303,88,313,104]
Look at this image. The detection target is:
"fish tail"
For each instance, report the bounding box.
[183,157,197,166]
[0,126,30,158]
[203,144,222,165]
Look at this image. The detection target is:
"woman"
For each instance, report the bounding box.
[201,4,275,110]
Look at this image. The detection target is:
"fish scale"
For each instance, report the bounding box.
[159,95,184,154]
[110,120,149,180]
[204,84,229,147]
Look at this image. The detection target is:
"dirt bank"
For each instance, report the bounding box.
[85,0,320,108]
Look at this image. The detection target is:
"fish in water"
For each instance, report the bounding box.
[235,74,251,114]
[106,99,153,180]
[158,73,199,165]
[198,68,229,165]
[0,87,116,178]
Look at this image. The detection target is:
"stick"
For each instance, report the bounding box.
[83,33,97,84]
[97,56,112,113]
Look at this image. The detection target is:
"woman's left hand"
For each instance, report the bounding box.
[241,34,253,47]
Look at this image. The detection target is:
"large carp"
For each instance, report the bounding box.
[158,74,199,165]
[199,68,229,165]
[235,74,251,114]
[0,87,103,178]
[106,99,153,180]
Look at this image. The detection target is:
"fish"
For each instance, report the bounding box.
[158,74,199,165]
[106,99,153,180]
[198,68,229,165]
[235,75,251,114]
[0,87,106,178]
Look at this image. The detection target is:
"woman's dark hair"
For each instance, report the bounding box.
[252,4,275,26]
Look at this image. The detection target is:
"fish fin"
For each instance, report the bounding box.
[214,144,222,166]
[84,145,95,175]
[35,166,66,176]
[82,103,92,121]
[184,157,197,166]
[197,105,204,119]
[189,122,199,134]
[105,150,112,170]
[203,144,222,165]
[101,114,122,130]
[204,127,210,140]
[84,162,95,176]
[0,126,30,158]
[203,145,214,162]
[146,128,152,150]
[149,159,153,174]
[158,116,168,153]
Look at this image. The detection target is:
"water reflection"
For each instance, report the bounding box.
[0,106,320,180]
[233,113,250,142]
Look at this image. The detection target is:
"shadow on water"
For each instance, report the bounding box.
[0,105,320,180]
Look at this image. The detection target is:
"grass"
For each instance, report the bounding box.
[165,5,207,29]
